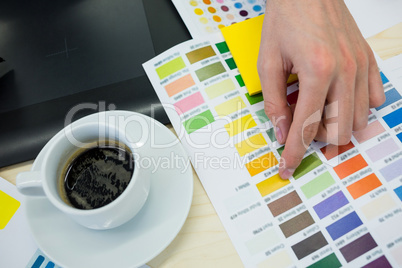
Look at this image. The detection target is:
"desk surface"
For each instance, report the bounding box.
[0,25,400,268]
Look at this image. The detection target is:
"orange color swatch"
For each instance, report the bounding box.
[347,173,382,199]
[164,74,195,97]
[333,154,368,179]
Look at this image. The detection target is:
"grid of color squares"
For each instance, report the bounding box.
[254,152,332,263]
[268,178,391,265]
[352,119,402,182]
[156,42,248,134]
[254,150,325,208]
[320,141,385,199]
[155,42,229,134]
[265,189,333,263]
[188,0,265,34]
[264,138,397,265]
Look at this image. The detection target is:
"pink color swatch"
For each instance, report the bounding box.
[353,121,385,143]
[175,92,205,114]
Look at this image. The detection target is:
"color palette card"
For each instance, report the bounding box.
[172,0,266,37]
[143,34,402,267]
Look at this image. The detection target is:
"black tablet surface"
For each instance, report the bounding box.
[0,0,190,167]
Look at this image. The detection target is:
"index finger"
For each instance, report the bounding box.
[279,75,329,179]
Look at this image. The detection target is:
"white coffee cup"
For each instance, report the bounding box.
[17,112,151,230]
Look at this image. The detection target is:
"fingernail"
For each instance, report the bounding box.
[281,168,295,180]
[275,126,283,144]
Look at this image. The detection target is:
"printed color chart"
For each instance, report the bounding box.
[143,34,402,267]
[172,0,266,37]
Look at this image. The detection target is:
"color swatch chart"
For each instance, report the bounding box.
[143,34,402,267]
[172,0,266,37]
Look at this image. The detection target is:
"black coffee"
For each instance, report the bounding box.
[61,143,134,210]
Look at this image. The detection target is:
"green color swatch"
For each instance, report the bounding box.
[184,110,215,134]
[277,146,284,156]
[215,41,230,54]
[293,152,322,180]
[266,128,277,142]
[245,93,264,105]
[195,62,226,82]
[301,172,335,199]
[225,58,237,70]
[255,109,269,123]
[156,57,186,79]
[235,75,245,87]
[307,253,341,268]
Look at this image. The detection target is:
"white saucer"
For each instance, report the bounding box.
[24,111,193,268]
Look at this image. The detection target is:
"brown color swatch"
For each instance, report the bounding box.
[268,191,302,217]
[280,211,315,238]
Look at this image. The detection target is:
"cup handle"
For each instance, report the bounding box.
[16,171,45,196]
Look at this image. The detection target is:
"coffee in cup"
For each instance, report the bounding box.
[59,141,134,210]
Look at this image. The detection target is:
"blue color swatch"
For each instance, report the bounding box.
[326,211,363,240]
[394,186,402,202]
[32,255,45,268]
[397,133,402,143]
[376,88,401,110]
[382,108,402,128]
[380,72,389,84]
[314,191,349,219]
[45,262,55,268]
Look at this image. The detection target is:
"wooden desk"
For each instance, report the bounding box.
[1,23,401,268]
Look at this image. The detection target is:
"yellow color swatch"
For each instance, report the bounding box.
[256,174,290,197]
[221,15,298,95]
[215,96,246,117]
[0,190,20,229]
[225,114,257,137]
[235,133,267,157]
[246,152,278,176]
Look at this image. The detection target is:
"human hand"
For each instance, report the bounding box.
[257,0,385,179]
